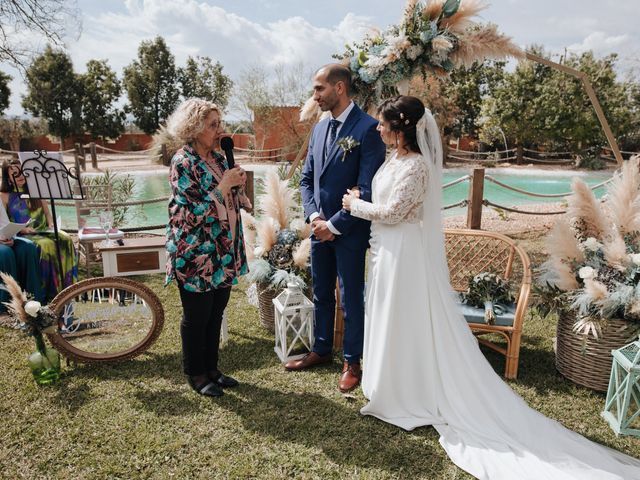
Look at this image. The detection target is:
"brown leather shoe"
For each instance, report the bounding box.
[338,361,361,393]
[284,352,332,371]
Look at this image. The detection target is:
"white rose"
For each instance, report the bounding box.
[24,300,41,318]
[630,253,640,266]
[289,218,305,233]
[578,266,596,280]
[254,246,265,258]
[582,237,601,252]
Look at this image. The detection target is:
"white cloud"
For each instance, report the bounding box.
[566,32,631,55]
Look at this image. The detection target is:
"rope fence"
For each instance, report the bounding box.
[482,199,567,215]
[484,174,611,198]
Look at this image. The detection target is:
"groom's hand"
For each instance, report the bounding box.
[312,220,335,242]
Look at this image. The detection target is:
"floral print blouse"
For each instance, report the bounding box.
[165,144,249,292]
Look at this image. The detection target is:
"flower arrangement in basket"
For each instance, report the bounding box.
[300,0,522,120]
[534,156,640,391]
[0,272,61,385]
[537,157,640,338]
[241,171,311,330]
[463,272,513,324]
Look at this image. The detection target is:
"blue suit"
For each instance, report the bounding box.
[300,103,386,363]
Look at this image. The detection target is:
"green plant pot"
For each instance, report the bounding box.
[28,335,61,385]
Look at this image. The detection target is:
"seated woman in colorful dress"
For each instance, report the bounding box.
[0,160,78,301]
[0,202,44,313]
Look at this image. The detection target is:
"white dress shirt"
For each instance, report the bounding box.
[310,101,355,235]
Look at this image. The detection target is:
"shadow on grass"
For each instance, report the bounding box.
[218,382,450,477]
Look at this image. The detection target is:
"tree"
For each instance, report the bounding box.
[123,36,180,134]
[0,0,81,70]
[179,56,233,109]
[0,116,47,152]
[0,71,10,116]
[22,45,83,146]
[81,59,125,140]
[478,46,555,151]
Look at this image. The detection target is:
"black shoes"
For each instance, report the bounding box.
[209,371,239,388]
[187,376,224,397]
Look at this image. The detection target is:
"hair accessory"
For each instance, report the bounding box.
[399,112,410,125]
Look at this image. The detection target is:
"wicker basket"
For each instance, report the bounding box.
[256,283,280,332]
[556,314,639,392]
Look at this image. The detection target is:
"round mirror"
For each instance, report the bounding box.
[47,277,164,362]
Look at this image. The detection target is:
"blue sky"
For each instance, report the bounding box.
[2,0,639,117]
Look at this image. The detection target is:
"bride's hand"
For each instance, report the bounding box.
[342,190,357,211]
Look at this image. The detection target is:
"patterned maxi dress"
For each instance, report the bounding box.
[6,192,78,300]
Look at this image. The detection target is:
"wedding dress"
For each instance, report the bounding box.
[348,111,640,480]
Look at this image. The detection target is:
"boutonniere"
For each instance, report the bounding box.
[336,136,360,162]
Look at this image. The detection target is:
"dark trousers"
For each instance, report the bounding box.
[178,285,231,376]
[310,237,366,364]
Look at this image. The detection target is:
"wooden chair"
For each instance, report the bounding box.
[444,228,532,379]
[74,182,124,276]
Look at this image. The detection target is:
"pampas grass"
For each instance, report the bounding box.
[258,171,296,230]
[451,24,524,67]
[539,258,578,291]
[566,178,609,239]
[441,0,488,33]
[293,238,311,268]
[422,0,445,20]
[603,231,629,271]
[256,217,278,253]
[0,272,27,323]
[606,156,640,235]
[241,210,258,260]
[545,222,584,263]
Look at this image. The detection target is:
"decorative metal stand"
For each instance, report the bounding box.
[14,150,84,286]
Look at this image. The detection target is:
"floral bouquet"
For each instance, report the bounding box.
[536,156,640,338]
[300,0,522,121]
[0,272,61,384]
[463,272,513,324]
[241,170,311,293]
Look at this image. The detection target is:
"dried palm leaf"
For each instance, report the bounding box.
[451,23,524,67]
[259,170,296,229]
[545,222,584,263]
[606,156,640,235]
[566,178,609,240]
[256,217,278,253]
[441,0,487,33]
[293,238,311,268]
[0,272,27,323]
[572,316,605,339]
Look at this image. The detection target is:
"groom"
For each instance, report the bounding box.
[285,64,385,392]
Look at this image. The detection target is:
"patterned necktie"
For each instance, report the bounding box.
[327,119,341,157]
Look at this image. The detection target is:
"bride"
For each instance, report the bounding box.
[341,95,640,479]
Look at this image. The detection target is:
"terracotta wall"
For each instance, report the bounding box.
[253,106,310,161]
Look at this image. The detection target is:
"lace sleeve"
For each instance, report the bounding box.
[350,157,428,224]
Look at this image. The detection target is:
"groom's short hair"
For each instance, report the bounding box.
[321,64,352,96]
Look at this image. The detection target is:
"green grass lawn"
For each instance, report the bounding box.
[1,232,639,479]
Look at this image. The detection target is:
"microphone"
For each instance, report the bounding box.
[220,136,235,169]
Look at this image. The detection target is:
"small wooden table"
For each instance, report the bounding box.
[100,237,167,277]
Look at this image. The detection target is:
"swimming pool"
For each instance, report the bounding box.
[56,166,611,230]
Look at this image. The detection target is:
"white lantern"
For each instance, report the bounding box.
[272,283,315,363]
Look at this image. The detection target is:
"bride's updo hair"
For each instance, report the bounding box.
[377,95,425,154]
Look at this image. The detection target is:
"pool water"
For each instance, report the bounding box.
[56,166,611,230]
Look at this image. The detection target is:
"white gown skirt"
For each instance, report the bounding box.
[360,222,640,480]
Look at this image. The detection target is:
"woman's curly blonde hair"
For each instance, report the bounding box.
[153,98,221,156]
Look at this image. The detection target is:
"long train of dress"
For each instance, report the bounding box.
[351,151,640,480]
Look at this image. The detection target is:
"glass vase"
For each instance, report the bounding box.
[28,334,61,385]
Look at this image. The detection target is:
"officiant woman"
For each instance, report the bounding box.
[165,98,251,398]
[0,160,77,301]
